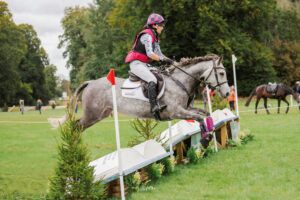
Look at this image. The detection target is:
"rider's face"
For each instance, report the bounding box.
[153,24,164,35]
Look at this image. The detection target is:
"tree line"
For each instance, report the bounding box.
[0,1,60,108]
[59,0,300,95]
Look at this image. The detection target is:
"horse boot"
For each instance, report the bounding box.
[199,120,213,149]
[148,81,167,115]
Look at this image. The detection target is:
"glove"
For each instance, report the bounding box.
[162,57,174,65]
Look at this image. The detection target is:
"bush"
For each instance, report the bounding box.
[146,163,165,181]
[227,139,241,147]
[187,147,202,164]
[212,94,228,111]
[128,118,161,147]
[160,156,176,174]
[124,171,142,192]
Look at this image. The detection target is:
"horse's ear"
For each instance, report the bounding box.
[218,56,223,65]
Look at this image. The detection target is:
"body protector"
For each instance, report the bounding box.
[125,28,158,63]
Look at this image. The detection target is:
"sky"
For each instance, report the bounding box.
[6,0,93,80]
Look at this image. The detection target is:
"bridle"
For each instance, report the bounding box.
[169,58,228,93]
[204,58,228,90]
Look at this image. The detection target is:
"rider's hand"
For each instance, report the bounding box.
[162,57,174,65]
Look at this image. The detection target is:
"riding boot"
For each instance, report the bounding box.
[148,81,167,113]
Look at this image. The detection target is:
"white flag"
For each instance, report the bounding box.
[232,54,237,63]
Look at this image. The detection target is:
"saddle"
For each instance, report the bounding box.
[266,83,278,95]
[121,70,166,101]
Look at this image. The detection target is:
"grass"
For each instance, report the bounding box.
[0,98,300,199]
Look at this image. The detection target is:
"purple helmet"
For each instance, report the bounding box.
[147,13,165,26]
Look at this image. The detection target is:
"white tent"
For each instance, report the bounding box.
[89,139,169,183]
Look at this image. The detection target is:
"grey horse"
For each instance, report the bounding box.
[49,55,230,130]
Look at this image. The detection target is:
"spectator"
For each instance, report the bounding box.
[36,99,43,114]
[19,99,24,115]
[228,86,236,111]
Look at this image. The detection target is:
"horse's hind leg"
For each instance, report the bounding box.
[263,98,270,114]
[282,98,289,114]
[255,97,260,114]
[277,99,281,114]
[78,107,112,131]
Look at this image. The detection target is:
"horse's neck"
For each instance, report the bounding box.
[172,61,210,92]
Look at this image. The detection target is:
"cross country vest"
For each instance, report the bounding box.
[125,28,158,63]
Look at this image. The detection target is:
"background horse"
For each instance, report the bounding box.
[245,83,300,114]
[50,55,230,130]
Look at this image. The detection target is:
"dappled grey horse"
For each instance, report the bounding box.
[50,55,230,130]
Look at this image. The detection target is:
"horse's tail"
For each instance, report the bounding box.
[71,81,91,107]
[245,88,257,107]
[48,81,91,128]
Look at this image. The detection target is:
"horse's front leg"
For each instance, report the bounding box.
[255,97,260,114]
[187,107,210,116]
[277,99,281,114]
[282,98,289,114]
[263,98,270,114]
[171,107,206,121]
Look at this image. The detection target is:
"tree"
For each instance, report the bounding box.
[44,64,59,99]
[59,6,90,90]
[17,24,49,104]
[0,1,26,107]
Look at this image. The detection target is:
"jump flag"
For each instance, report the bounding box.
[107,69,116,85]
[106,69,125,200]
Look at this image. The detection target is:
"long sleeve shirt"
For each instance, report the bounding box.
[140,33,166,60]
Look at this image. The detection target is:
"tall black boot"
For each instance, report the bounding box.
[148,81,166,113]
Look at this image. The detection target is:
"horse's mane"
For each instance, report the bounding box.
[177,54,219,67]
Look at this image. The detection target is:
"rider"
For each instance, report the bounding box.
[125,13,174,114]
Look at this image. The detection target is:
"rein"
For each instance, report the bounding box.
[168,58,228,98]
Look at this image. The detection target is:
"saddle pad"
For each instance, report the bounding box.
[121,79,165,102]
[121,79,142,89]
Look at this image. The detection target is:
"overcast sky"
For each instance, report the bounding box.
[6,0,93,80]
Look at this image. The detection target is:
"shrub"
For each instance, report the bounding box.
[187,147,202,163]
[128,118,161,147]
[238,129,254,145]
[146,163,165,181]
[227,139,241,147]
[161,156,176,174]
[124,171,142,192]
[212,94,228,111]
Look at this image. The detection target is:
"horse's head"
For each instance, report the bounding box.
[201,56,230,98]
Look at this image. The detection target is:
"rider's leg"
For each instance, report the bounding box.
[130,61,166,113]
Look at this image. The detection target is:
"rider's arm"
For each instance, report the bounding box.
[154,42,168,60]
[140,34,162,61]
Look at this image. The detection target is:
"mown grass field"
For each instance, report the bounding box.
[0,98,300,199]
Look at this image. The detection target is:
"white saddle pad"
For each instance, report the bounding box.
[121,79,165,102]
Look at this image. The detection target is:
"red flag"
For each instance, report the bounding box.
[185,119,195,123]
[107,69,116,85]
